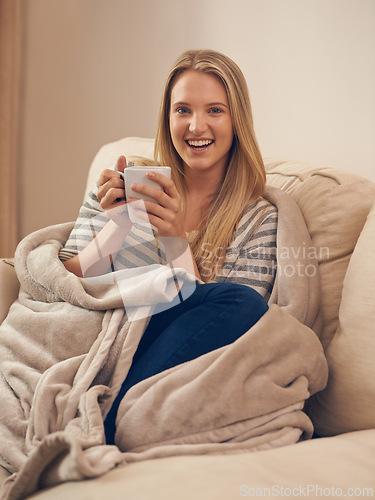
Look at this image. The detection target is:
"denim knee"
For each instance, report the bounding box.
[204,282,269,316]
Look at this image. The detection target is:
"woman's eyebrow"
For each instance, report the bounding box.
[172,101,229,109]
[207,102,229,109]
[172,101,190,107]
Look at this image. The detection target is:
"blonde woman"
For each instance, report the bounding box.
[60,50,278,444]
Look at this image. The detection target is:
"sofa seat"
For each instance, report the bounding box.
[21,430,375,500]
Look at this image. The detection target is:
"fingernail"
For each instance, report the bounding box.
[131,183,138,190]
[147,171,155,178]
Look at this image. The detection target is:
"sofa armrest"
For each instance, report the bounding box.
[0,258,19,324]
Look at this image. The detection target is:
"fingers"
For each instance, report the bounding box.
[100,188,126,212]
[97,169,120,190]
[128,198,172,220]
[130,173,180,210]
[97,156,127,190]
[116,155,127,175]
[128,199,174,233]
[128,195,184,238]
[97,156,128,211]
[97,171,124,199]
[146,171,178,199]
[96,162,184,236]
[127,172,183,237]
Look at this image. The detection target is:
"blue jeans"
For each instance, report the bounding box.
[104,282,268,444]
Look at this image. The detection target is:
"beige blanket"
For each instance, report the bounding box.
[0,187,328,500]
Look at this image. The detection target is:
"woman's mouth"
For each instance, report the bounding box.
[186,139,214,151]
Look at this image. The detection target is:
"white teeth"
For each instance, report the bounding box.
[187,140,213,147]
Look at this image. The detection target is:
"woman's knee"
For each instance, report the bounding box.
[205,282,268,313]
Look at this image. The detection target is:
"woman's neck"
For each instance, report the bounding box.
[183,169,223,233]
[184,166,223,201]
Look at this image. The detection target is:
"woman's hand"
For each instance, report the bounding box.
[97,155,127,211]
[97,156,131,228]
[128,171,186,239]
[129,172,203,279]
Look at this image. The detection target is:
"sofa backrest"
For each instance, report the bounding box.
[311,201,375,435]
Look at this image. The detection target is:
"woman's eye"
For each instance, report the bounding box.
[209,107,223,114]
[176,107,189,114]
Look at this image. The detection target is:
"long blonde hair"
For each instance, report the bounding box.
[154,49,266,281]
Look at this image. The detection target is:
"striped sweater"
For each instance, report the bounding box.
[59,188,278,300]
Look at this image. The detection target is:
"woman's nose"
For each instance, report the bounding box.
[189,113,207,135]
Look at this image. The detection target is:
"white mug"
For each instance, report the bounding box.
[122,166,171,224]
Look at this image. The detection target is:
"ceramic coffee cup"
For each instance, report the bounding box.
[122,166,171,224]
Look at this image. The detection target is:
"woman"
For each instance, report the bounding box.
[60,49,278,444]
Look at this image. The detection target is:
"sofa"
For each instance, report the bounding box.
[0,136,374,499]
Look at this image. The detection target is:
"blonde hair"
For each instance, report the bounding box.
[126,156,156,167]
[154,49,266,281]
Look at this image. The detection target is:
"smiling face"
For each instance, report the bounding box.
[169,70,234,181]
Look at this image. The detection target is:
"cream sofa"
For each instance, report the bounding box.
[1,137,374,498]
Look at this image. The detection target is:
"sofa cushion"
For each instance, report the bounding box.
[311,201,375,435]
[265,159,375,349]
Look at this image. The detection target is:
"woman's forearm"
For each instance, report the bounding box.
[63,217,132,277]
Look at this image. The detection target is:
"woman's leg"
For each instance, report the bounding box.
[104,282,268,444]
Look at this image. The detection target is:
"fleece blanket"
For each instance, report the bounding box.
[0,187,328,499]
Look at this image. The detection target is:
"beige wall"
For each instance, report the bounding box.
[18,0,375,240]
